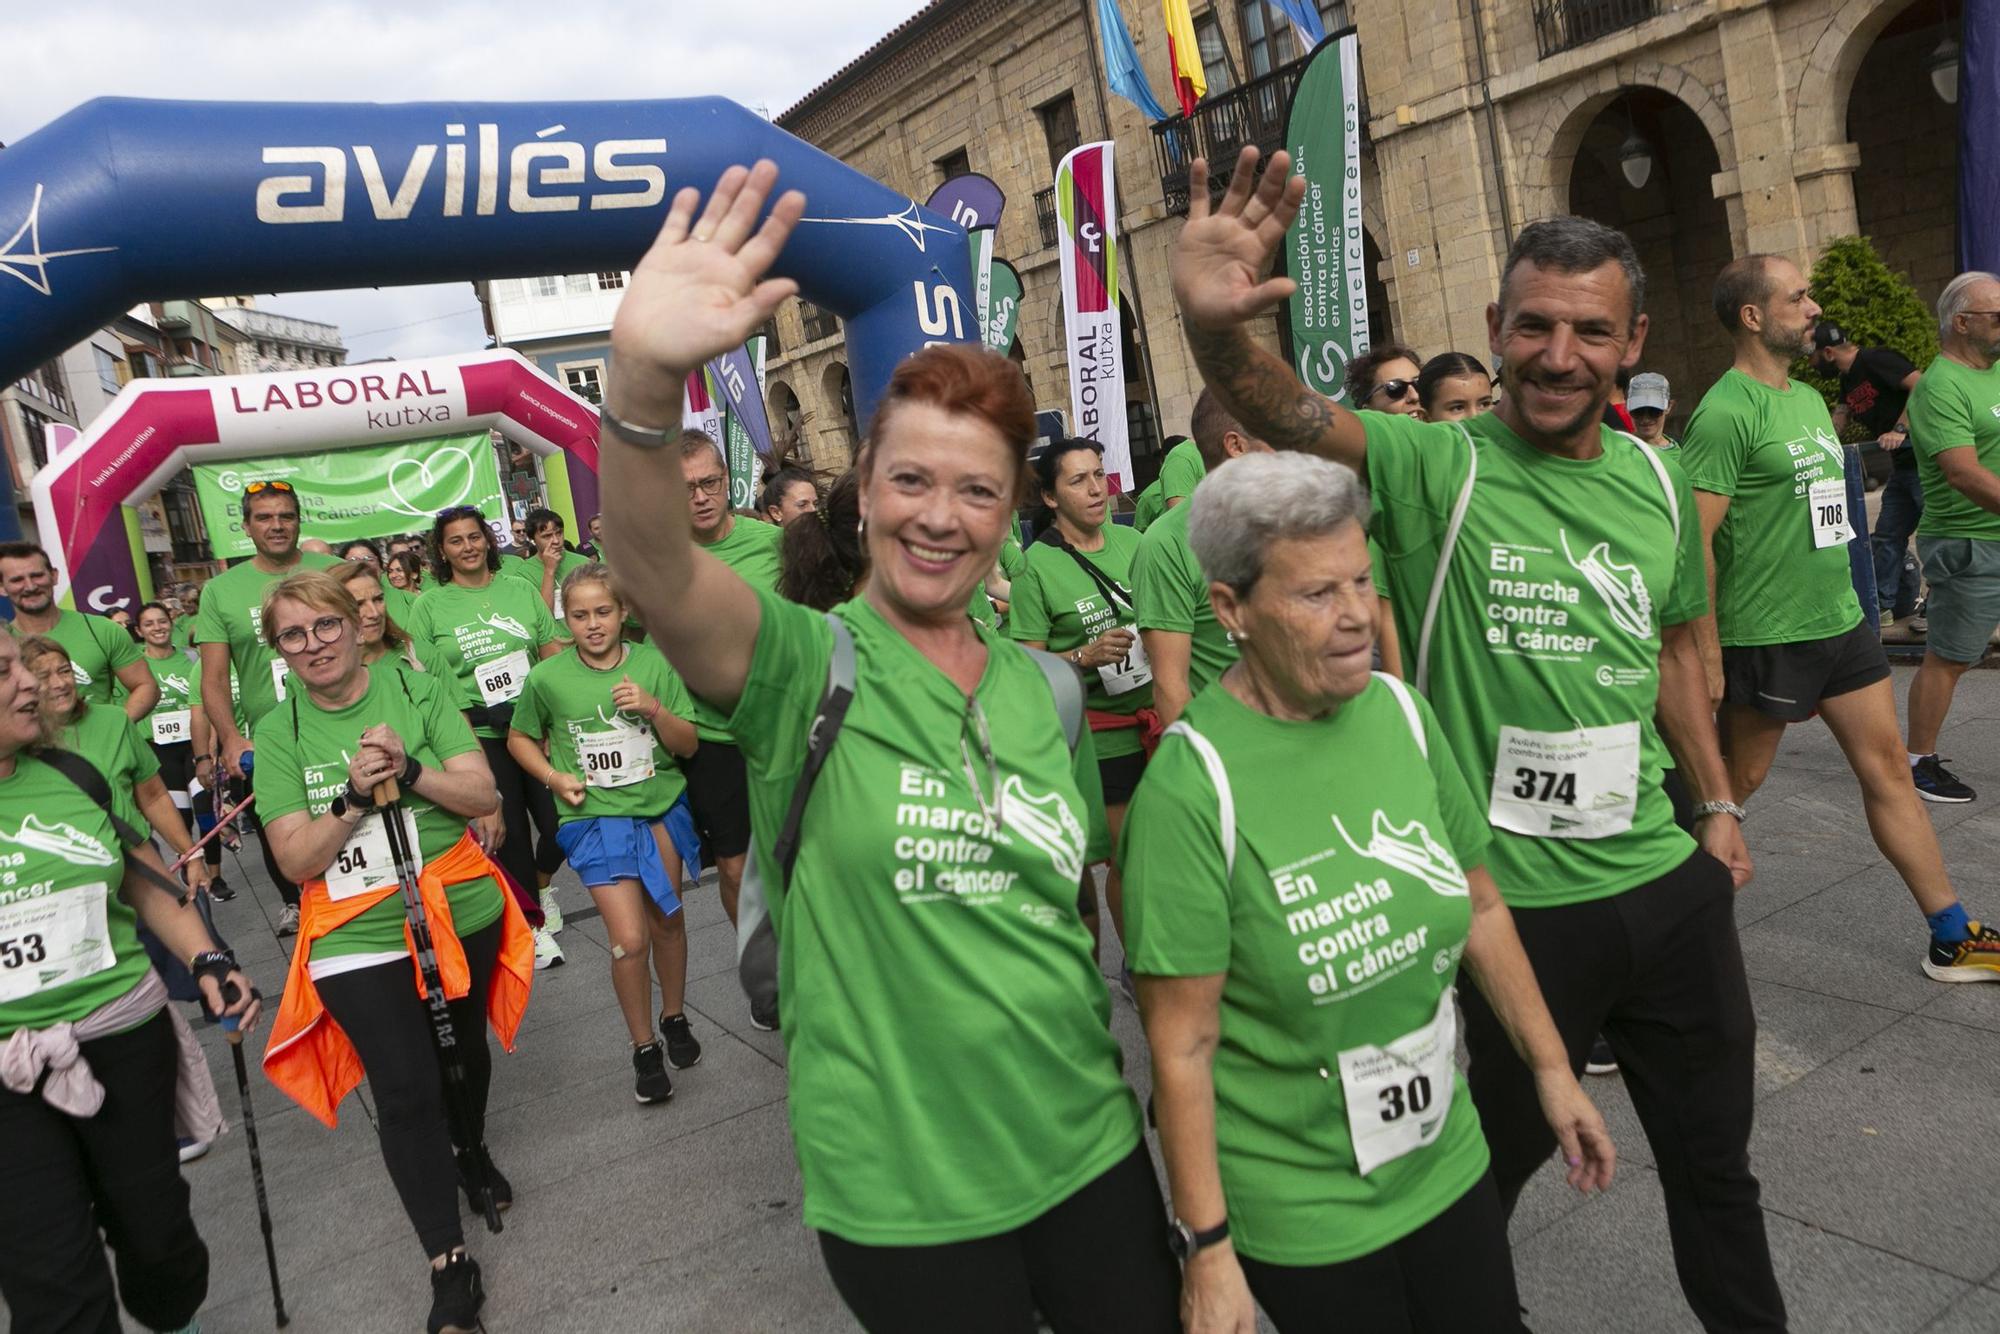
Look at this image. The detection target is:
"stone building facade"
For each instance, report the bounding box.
[767,0,1960,471]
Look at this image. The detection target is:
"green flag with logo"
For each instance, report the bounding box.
[1282,31,1368,402]
[192,433,504,559]
[984,260,1024,354]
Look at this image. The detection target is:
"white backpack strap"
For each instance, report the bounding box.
[1373,671,1427,758]
[1619,430,1680,540]
[1162,720,1235,877]
[1415,423,1480,695]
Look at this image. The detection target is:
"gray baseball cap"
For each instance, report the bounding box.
[1627,372,1670,412]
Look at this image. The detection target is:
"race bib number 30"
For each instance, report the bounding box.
[1488,721,1640,840]
[1096,632,1154,697]
[151,709,191,746]
[0,881,117,1004]
[578,723,655,789]
[476,650,532,707]
[1808,478,1854,549]
[325,810,420,901]
[1338,989,1458,1176]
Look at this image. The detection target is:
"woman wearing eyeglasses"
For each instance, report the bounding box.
[251,570,531,1334]
[1344,344,1425,418]
[403,507,567,968]
[594,163,1177,1331]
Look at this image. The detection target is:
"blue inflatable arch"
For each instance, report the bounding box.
[0,96,973,606]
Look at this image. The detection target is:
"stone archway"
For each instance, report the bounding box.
[1566,87,1735,419]
[766,378,804,465]
[1794,0,1937,153]
[1516,60,1736,230]
[1843,0,1962,305]
[818,361,857,469]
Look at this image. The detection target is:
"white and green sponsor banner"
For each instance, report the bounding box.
[1283,32,1368,402]
[984,260,1024,354]
[192,432,503,559]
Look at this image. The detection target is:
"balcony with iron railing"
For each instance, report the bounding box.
[1150,50,1364,217]
[1034,185,1059,250]
[1533,0,1657,58]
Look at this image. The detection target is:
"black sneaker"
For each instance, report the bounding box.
[455,1145,512,1213]
[633,1041,674,1104]
[427,1252,485,1334]
[750,998,780,1032]
[660,1013,703,1070]
[1913,755,1975,804]
[207,877,235,903]
[1584,1036,1618,1076]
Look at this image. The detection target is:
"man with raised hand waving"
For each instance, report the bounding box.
[1169,147,1784,1330]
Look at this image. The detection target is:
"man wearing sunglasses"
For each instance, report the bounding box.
[193,478,341,933]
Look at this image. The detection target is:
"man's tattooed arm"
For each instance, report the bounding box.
[1183,321,1370,471]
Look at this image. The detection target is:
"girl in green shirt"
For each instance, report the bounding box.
[594,165,1177,1331]
[509,565,703,1103]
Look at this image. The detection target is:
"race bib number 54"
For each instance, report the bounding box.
[1488,721,1640,840]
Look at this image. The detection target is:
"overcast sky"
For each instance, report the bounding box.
[1,0,927,361]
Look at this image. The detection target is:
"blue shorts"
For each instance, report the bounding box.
[553,796,702,916]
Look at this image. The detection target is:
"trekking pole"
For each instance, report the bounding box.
[220,998,289,1327]
[170,791,256,873]
[373,779,503,1234]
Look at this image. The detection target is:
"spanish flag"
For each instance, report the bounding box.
[1162,0,1206,116]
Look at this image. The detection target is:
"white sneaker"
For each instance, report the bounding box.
[177,1136,210,1164]
[540,885,563,934]
[533,928,565,970]
[276,904,300,937]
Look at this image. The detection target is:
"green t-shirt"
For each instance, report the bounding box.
[688,517,787,743]
[36,610,141,708]
[140,650,202,748]
[171,618,195,650]
[1132,499,1236,697]
[191,552,342,732]
[1910,355,2000,542]
[0,754,153,1037]
[1123,678,1490,1264]
[511,642,693,823]
[726,588,1132,1245]
[1008,526,1153,757]
[402,576,559,738]
[382,582,417,632]
[1133,438,1206,532]
[1362,411,1705,907]
[252,667,502,964]
[59,705,157,836]
[504,550,593,620]
[1679,369,1861,646]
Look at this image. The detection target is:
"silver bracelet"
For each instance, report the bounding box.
[1692,799,1747,823]
[599,404,678,449]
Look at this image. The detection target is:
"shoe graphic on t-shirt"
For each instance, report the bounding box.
[1000,775,1085,885]
[478,613,531,641]
[3,815,116,867]
[1333,810,1468,897]
[1560,530,1653,640]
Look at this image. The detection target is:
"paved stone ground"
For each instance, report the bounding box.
[89,664,2000,1331]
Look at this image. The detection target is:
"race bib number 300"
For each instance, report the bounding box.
[1338,989,1458,1176]
[578,723,655,789]
[1488,721,1640,840]
[0,881,117,1004]
[476,650,532,707]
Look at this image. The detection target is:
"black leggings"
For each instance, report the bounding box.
[480,734,563,899]
[1237,1172,1523,1333]
[0,1010,208,1334]
[316,919,503,1258]
[817,1142,1179,1334]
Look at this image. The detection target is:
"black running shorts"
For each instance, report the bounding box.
[682,738,752,861]
[1721,616,1890,722]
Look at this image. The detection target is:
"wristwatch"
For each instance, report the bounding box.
[1693,799,1748,823]
[1167,1215,1230,1262]
[599,405,678,449]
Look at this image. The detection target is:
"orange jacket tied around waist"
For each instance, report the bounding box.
[262,829,534,1127]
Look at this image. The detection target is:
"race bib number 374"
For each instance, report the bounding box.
[1487,721,1640,840]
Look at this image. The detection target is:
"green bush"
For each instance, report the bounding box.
[1797,235,1938,429]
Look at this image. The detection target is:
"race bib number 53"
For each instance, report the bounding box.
[1488,721,1640,840]
[0,881,116,1003]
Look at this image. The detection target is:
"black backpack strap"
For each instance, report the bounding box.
[36,747,191,905]
[769,613,857,887]
[1038,527,1136,613]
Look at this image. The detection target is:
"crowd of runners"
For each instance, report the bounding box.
[1,149,1997,1334]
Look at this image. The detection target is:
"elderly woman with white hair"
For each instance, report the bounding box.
[1120,451,1614,1333]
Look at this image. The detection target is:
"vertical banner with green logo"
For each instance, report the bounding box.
[723,337,767,511]
[1282,32,1368,402]
[984,261,1023,354]
[192,434,503,560]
